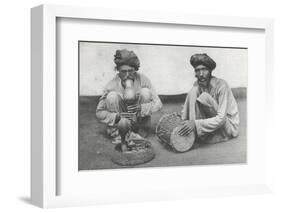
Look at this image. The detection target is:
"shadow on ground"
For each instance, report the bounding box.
[18,197,32,205]
[79,90,247,170]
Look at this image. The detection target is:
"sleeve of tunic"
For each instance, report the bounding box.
[181,94,189,120]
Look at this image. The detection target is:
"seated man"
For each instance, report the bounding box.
[96,49,162,143]
[178,53,239,144]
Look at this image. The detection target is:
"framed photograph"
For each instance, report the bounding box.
[31,4,274,208]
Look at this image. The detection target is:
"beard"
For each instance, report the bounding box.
[119,73,136,82]
[197,77,210,87]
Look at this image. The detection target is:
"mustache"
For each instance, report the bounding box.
[123,76,135,80]
[198,77,207,81]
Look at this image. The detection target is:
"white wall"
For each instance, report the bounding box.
[80,42,247,95]
[1,0,281,213]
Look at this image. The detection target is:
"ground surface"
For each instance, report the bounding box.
[79,93,247,170]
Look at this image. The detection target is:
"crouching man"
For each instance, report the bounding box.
[178,53,239,144]
[96,49,162,143]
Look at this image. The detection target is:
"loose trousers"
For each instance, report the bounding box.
[105,88,152,138]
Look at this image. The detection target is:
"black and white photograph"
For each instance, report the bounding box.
[78,41,247,170]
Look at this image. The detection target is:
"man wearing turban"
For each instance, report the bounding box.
[96,49,162,143]
[178,53,239,144]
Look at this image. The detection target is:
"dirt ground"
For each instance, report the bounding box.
[79,94,247,170]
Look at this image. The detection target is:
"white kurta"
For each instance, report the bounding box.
[96,72,162,126]
[181,76,239,143]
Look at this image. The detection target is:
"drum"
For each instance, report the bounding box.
[156,113,195,152]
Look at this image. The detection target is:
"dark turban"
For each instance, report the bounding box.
[114,49,140,71]
[190,53,216,71]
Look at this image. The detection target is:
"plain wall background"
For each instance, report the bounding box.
[79,42,247,95]
[0,0,281,212]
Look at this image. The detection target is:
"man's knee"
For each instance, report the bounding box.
[197,92,218,109]
[196,92,218,117]
[106,91,122,105]
[138,88,152,103]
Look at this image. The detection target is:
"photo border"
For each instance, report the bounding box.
[77,40,248,170]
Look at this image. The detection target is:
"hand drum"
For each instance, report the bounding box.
[156,113,195,152]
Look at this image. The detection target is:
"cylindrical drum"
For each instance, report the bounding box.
[156,113,195,152]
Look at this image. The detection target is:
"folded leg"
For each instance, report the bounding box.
[105,91,126,138]
[196,92,233,143]
[136,88,152,137]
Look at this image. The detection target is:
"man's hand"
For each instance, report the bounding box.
[178,120,196,136]
[120,112,137,124]
[127,104,141,113]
